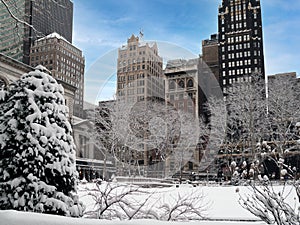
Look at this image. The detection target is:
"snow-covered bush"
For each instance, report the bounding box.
[0,67,83,217]
[237,176,300,225]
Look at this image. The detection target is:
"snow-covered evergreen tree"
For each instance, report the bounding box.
[0,67,83,217]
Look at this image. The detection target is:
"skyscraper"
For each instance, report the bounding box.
[30,32,85,117]
[116,34,164,176]
[0,0,73,64]
[117,34,164,103]
[218,0,265,92]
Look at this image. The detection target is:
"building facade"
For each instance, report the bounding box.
[115,35,164,175]
[0,53,76,120]
[218,0,265,93]
[117,34,164,103]
[164,58,200,118]
[202,34,219,82]
[29,32,85,117]
[0,0,73,64]
[73,116,115,181]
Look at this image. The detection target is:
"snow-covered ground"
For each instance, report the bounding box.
[0,210,266,225]
[1,182,298,225]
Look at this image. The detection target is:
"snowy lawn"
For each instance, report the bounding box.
[0,210,266,225]
[79,182,297,221]
[1,182,298,225]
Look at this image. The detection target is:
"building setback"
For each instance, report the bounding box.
[202,34,219,83]
[218,0,265,93]
[30,32,85,118]
[0,0,73,65]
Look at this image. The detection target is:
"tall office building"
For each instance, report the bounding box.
[117,34,164,103]
[30,33,85,117]
[0,0,73,64]
[218,0,265,92]
[116,34,164,175]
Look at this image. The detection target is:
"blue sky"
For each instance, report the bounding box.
[72,0,300,104]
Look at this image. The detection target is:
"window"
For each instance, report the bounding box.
[137,88,144,94]
[169,80,175,90]
[178,80,185,88]
[187,79,193,88]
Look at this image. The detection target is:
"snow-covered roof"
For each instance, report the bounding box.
[34,65,51,74]
[72,116,89,126]
[37,32,69,43]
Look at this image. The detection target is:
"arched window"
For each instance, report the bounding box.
[169,80,175,90]
[178,80,185,89]
[187,79,194,88]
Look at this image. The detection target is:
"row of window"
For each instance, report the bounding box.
[228,35,250,43]
[119,50,146,58]
[31,45,83,63]
[226,58,259,68]
[223,67,253,77]
[117,73,145,82]
[223,75,253,86]
[169,92,194,101]
[35,38,80,54]
[169,79,194,90]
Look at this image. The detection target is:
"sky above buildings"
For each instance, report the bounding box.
[72,0,300,104]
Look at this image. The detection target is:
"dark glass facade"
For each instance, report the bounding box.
[0,0,73,65]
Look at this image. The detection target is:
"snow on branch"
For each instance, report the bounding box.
[83,182,209,221]
[0,0,44,38]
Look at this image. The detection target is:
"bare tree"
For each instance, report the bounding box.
[226,75,267,158]
[84,182,209,221]
[84,182,153,220]
[266,75,300,155]
[94,95,203,179]
[158,189,209,221]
